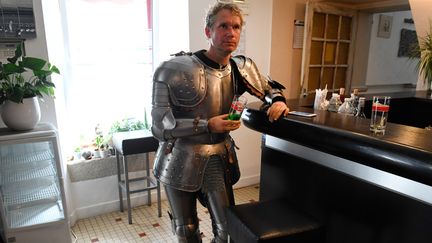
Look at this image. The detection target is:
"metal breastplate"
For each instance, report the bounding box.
[171,55,234,119]
[153,55,240,192]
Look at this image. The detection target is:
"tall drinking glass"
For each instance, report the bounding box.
[228,95,247,120]
[370,96,391,134]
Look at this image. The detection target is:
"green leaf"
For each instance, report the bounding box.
[3,63,25,74]
[49,64,60,74]
[20,57,47,71]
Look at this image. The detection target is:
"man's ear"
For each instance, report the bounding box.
[205,27,211,39]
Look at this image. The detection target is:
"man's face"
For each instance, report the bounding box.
[205,9,242,55]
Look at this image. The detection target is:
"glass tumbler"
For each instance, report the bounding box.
[228,95,247,120]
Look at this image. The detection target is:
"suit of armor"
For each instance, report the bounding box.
[151,50,285,242]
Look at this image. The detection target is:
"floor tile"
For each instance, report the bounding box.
[71,185,259,242]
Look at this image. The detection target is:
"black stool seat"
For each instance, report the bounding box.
[226,199,324,243]
[113,129,161,224]
[112,129,159,155]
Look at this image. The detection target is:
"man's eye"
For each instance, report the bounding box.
[220,24,227,29]
[233,25,241,30]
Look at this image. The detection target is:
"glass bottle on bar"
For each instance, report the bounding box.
[328,93,342,112]
[339,87,346,103]
[351,88,359,114]
[355,97,367,118]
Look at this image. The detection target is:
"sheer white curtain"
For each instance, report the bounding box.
[63,0,153,146]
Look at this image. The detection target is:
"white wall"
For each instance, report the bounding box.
[366,11,418,86]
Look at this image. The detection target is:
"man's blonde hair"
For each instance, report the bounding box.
[205,2,244,29]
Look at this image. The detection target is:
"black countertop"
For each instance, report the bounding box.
[242,91,432,187]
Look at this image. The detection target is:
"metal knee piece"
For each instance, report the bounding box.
[168,211,202,243]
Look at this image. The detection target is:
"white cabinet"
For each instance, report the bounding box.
[0,123,71,243]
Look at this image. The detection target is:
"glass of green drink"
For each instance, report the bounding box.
[228,95,247,120]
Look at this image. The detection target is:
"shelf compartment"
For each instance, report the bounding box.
[0,149,54,169]
[7,201,64,229]
[2,177,60,209]
[0,159,56,185]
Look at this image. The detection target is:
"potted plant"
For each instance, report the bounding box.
[0,44,60,130]
[94,134,110,158]
[410,23,432,92]
[74,146,83,161]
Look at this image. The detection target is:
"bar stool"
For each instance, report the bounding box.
[112,129,161,224]
[226,199,324,242]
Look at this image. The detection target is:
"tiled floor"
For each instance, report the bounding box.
[71,185,259,243]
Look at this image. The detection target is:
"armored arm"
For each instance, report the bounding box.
[232,56,286,105]
[151,60,209,141]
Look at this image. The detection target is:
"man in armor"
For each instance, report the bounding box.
[151,2,289,242]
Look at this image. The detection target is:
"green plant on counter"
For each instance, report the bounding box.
[94,135,106,150]
[109,117,147,134]
[0,44,60,104]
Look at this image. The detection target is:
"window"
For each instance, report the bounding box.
[63,0,153,148]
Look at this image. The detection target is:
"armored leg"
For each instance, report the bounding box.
[206,189,230,243]
[201,156,236,243]
[165,185,202,243]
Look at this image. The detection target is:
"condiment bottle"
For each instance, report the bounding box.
[355,97,367,118]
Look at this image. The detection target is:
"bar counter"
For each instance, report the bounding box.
[242,91,432,243]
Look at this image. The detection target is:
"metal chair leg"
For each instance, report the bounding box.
[146,153,151,206]
[157,180,162,217]
[123,155,133,224]
[115,150,124,212]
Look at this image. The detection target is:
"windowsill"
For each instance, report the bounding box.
[67,153,154,182]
